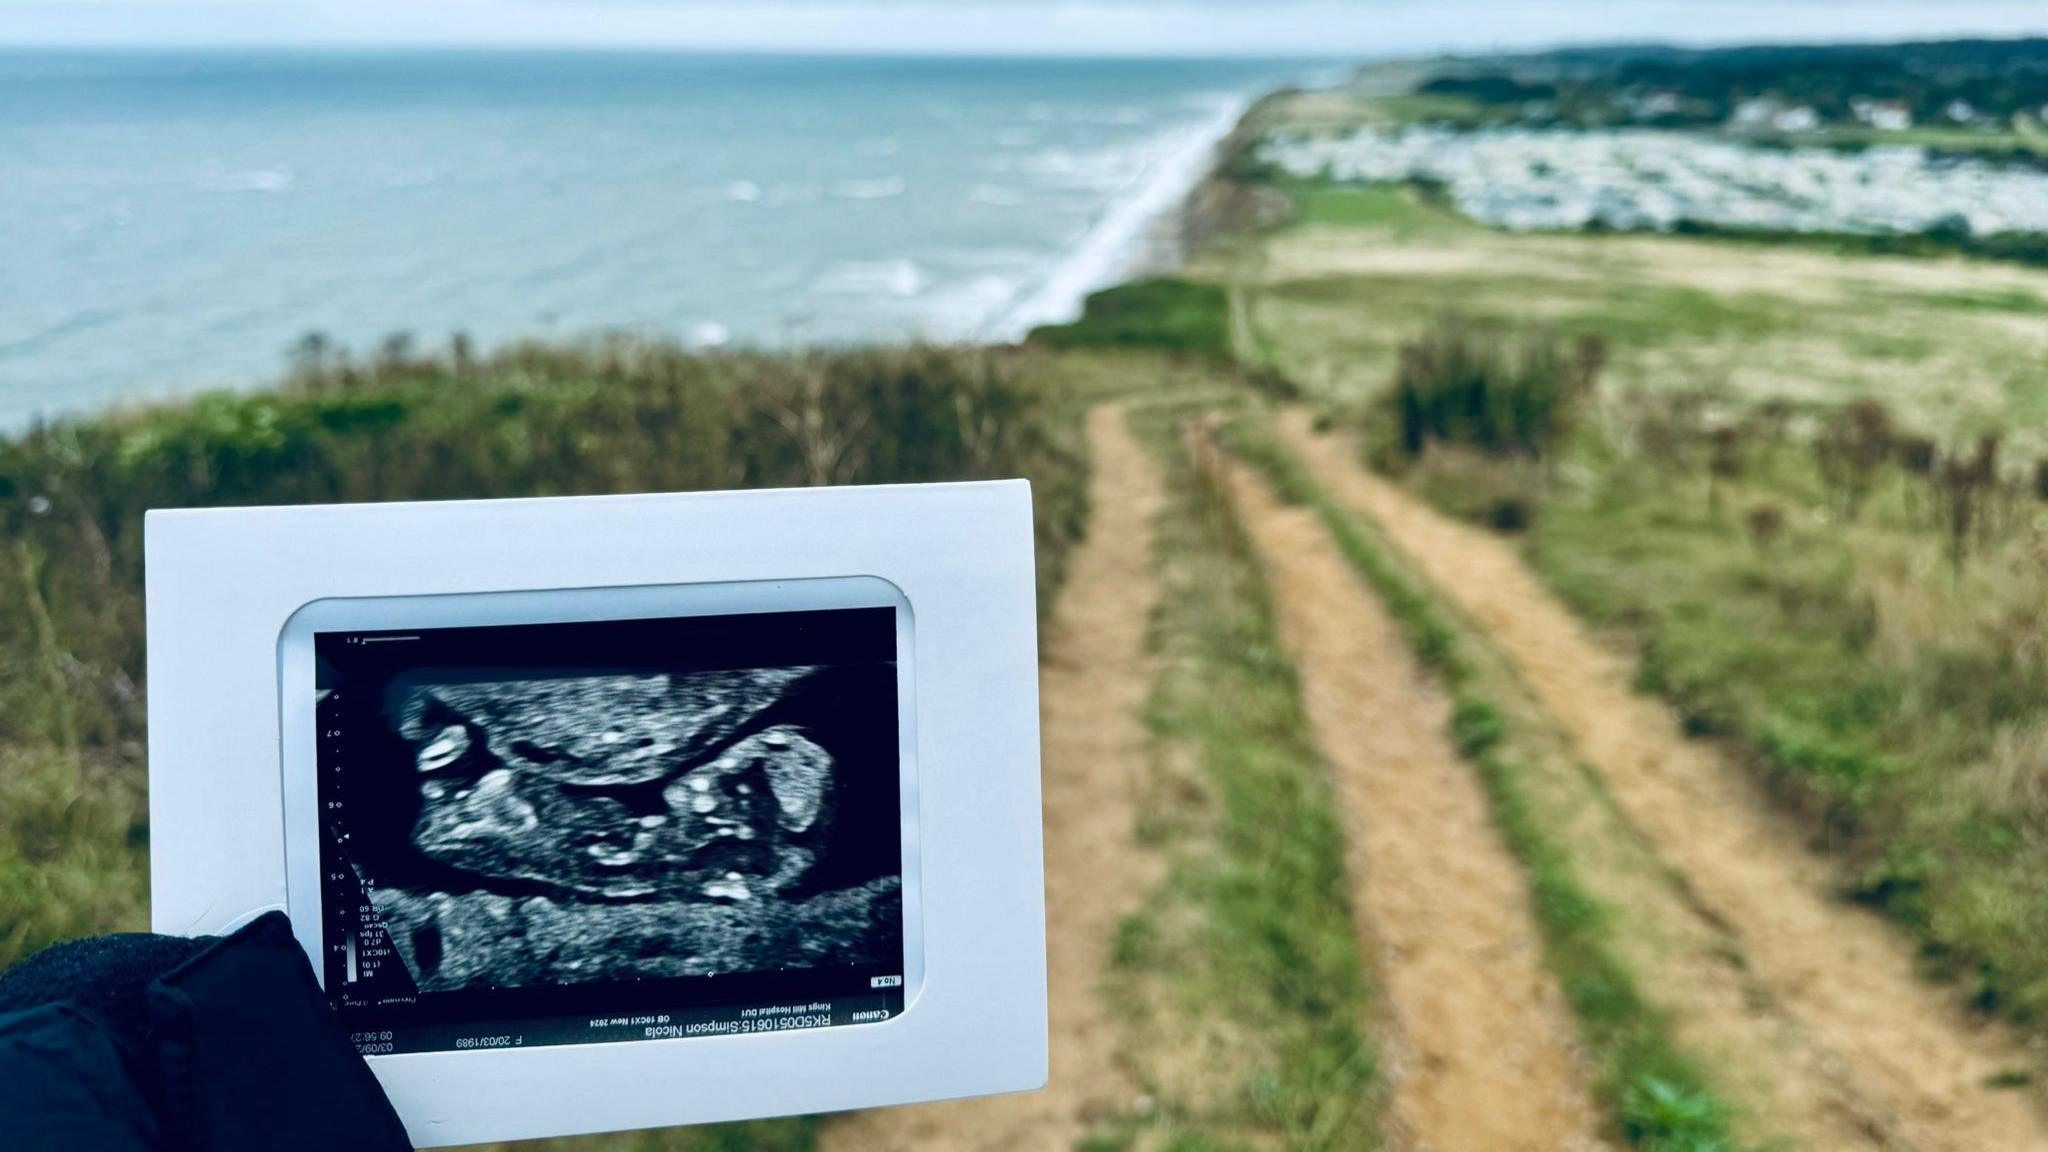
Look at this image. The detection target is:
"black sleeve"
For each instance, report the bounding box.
[0,1003,161,1152]
[146,910,414,1152]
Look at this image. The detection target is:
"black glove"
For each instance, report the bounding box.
[0,911,413,1152]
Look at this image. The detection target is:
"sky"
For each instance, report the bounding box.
[4,0,2047,55]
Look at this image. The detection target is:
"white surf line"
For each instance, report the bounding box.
[987,91,1253,341]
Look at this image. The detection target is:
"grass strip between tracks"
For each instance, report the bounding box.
[1082,404,1382,1152]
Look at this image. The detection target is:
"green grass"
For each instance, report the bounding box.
[1244,237,2046,452]
[1356,93,1498,130]
[1028,278,1234,362]
[1915,286,2048,314]
[1090,402,1379,1152]
[1224,417,1750,1152]
[1269,270,1794,350]
[1526,425,2048,1023]
[1282,180,1472,239]
[1655,219,2048,271]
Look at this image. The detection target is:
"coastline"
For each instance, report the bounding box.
[987,90,1258,340]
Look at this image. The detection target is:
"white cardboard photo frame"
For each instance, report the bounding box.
[145,480,1047,1148]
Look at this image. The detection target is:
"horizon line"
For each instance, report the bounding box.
[4,30,2046,59]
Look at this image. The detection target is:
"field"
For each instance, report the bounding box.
[10,42,2048,1152]
[1189,62,2048,1148]
[1002,52,2048,1148]
[1186,79,2048,1020]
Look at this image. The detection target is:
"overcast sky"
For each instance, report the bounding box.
[5,0,2047,55]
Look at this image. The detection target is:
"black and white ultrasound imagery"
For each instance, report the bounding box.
[314,607,906,1052]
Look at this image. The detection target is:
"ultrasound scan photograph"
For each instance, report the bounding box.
[320,617,905,1000]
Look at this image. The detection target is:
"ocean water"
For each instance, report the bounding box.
[0,52,1315,428]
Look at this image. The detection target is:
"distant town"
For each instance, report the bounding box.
[1260,125,2048,235]
[1264,39,2048,238]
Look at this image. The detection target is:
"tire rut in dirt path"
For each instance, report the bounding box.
[1222,442,1609,1152]
[820,404,1165,1152]
[1277,409,2048,1152]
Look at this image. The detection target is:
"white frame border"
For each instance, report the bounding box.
[146,481,1046,1147]
[276,575,925,1018]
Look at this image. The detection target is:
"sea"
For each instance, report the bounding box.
[0,52,1324,429]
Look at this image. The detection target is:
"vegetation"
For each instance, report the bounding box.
[1284,180,1469,238]
[0,337,1090,1152]
[1248,176,2048,1028]
[1260,165,2048,1027]
[1659,219,2048,271]
[1028,279,1234,363]
[1086,403,1379,1152]
[1527,387,2048,1022]
[1188,65,2048,1043]
[1382,315,1601,461]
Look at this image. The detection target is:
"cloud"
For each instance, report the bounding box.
[2,0,2044,53]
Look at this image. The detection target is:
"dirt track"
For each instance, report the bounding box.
[829,400,2048,1152]
[1224,443,1608,1152]
[1277,409,2048,1152]
[820,405,1164,1152]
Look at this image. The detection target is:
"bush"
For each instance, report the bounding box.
[1814,399,1896,520]
[1387,315,1597,460]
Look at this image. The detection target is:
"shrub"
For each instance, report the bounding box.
[1937,433,2003,571]
[1707,425,1746,513]
[1814,399,1896,520]
[1745,502,1787,551]
[1897,434,1938,477]
[1386,315,1595,460]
